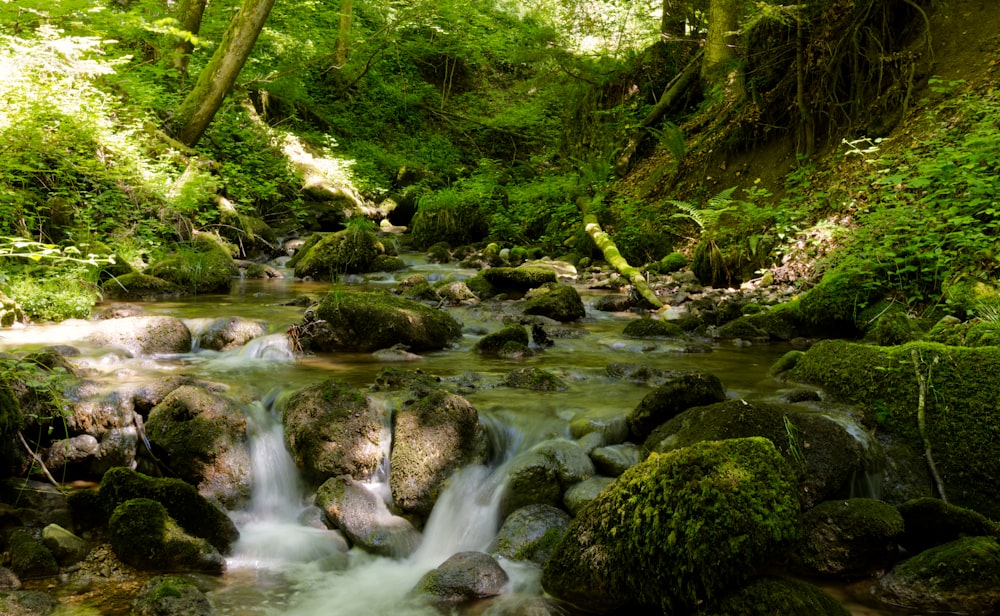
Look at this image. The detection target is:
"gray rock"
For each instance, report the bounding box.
[390,391,486,518]
[145,385,251,508]
[590,444,645,477]
[0,566,20,590]
[41,524,88,566]
[502,440,595,517]
[415,551,509,604]
[569,413,629,445]
[315,475,420,558]
[563,476,615,516]
[283,379,383,485]
[490,504,571,565]
[522,285,586,322]
[87,315,192,355]
[196,316,268,351]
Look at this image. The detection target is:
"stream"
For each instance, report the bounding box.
[0,255,896,615]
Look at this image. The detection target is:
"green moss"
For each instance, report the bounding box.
[372,254,407,272]
[426,242,452,263]
[622,317,685,338]
[10,529,59,579]
[293,229,381,279]
[312,289,463,352]
[504,367,567,391]
[628,371,726,441]
[798,268,884,334]
[474,325,529,355]
[102,272,179,299]
[659,252,687,273]
[896,497,1000,553]
[799,498,904,577]
[481,267,557,291]
[889,536,1000,594]
[464,274,497,299]
[706,576,850,615]
[147,235,238,294]
[769,350,803,376]
[108,498,224,574]
[99,467,239,552]
[786,340,1000,519]
[0,381,22,440]
[287,233,323,269]
[523,284,585,322]
[541,438,802,614]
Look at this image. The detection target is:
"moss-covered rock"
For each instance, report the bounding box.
[796,498,904,579]
[0,589,58,615]
[101,272,179,300]
[862,302,922,346]
[97,466,239,553]
[132,575,214,616]
[797,268,884,336]
[503,367,567,391]
[473,325,529,356]
[540,438,802,614]
[489,504,570,565]
[644,399,884,509]
[627,370,726,441]
[9,529,59,579]
[219,210,278,260]
[296,289,462,353]
[501,439,595,517]
[282,378,382,485]
[705,576,849,616]
[413,551,508,605]
[195,316,268,352]
[785,340,1000,519]
[895,497,1000,554]
[0,289,26,328]
[390,390,486,518]
[145,385,251,508]
[315,475,420,557]
[147,234,238,294]
[292,229,382,280]
[108,498,225,573]
[873,536,1000,614]
[522,284,585,322]
[481,267,557,292]
[622,317,685,338]
[372,254,407,272]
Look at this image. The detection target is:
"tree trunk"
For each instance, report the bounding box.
[333,0,353,67]
[171,0,278,147]
[579,198,662,309]
[701,0,742,97]
[172,0,208,78]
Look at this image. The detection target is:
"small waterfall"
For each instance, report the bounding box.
[228,398,346,569]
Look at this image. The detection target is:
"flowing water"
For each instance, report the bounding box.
[0,256,897,615]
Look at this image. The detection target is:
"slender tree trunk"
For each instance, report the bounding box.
[172,0,208,78]
[333,0,353,67]
[701,0,742,97]
[172,0,278,147]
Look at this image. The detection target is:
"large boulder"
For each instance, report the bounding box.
[645,399,884,508]
[480,267,557,292]
[296,289,463,353]
[627,370,726,441]
[390,390,486,518]
[108,498,225,573]
[94,467,239,553]
[87,315,192,355]
[145,385,251,508]
[282,379,383,485]
[522,284,586,322]
[782,340,1000,519]
[541,438,802,614]
[414,551,509,606]
[873,536,1000,614]
[291,229,381,280]
[795,498,904,579]
[315,475,420,558]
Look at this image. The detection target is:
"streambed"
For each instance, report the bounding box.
[0,257,898,615]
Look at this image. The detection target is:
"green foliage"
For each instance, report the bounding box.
[830,87,1000,313]
[3,264,102,322]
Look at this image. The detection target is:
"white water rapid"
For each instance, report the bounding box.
[214,399,517,616]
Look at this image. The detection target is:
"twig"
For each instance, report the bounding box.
[911,348,947,502]
[17,431,61,490]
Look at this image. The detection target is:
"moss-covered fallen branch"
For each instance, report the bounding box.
[579,198,662,309]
